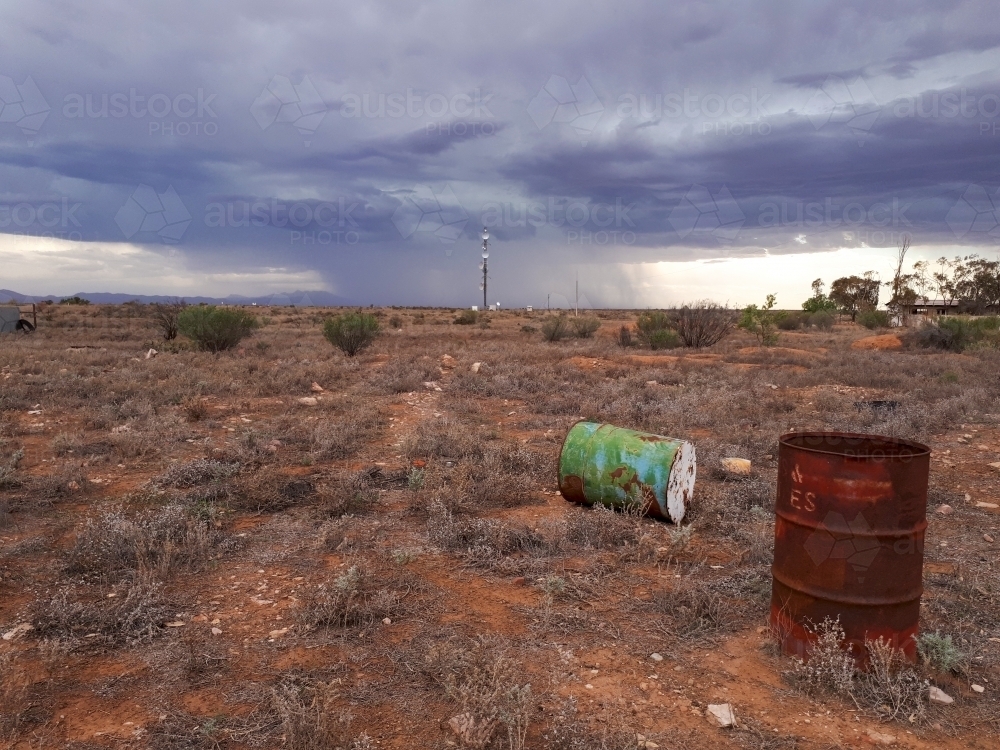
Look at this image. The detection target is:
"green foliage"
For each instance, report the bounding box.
[322,312,380,356]
[635,310,679,349]
[177,305,259,352]
[454,309,478,325]
[802,279,838,313]
[776,311,805,330]
[911,316,1000,352]
[59,296,91,305]
[857,309,890,330]
[540,315,569,342]
[738,294,778,346]
[830,274,880,320]
[570,316,601,338]
[917,631,965,672]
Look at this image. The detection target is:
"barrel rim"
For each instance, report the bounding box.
[778,430,930,459]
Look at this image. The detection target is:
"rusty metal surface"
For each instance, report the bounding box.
[558,421,696,523]
[769,431,930,663]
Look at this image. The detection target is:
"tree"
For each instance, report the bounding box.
[738,293,778,346]
[178,305,259,352]
[323,312,380,356]
[885,237,918,317]
[829,273,880,321]
[150,299,187,341]
[802,278,838,313]
[954,256,1000,313]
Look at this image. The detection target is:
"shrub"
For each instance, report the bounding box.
[322,312,380,356]
[917,631,966,673]
[454,309,478,325]
[177,305,259,352]
[59,296,90,305]
[776,311,805,331]
[570,316,601,338]
[635,311,679,349]
[388,315,403,329]
[541,315,569,342]
[857,309,890,330]
[150,300,187,341]
[645,329,680,350]
[810,310,835,330]
[669,302,735,347]
[617,325,633,348]
[904,317,1000,352]
[738,294,778,346]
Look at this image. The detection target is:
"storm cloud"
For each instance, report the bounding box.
[1,1,999,306]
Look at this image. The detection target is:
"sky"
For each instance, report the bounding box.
[1,1,999,308]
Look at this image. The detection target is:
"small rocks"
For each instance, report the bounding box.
[440,354,457,369]
[422,381,443,392]
[929,686,954,704]
[972,684,986,694]
[268,628,288,639]
[382,618,392,625]
[705,703,735,728]
[67,480,80,491]
[297,397,318,406]
[935,504,954,516]
[650,653,663,662]
[2,623,33,641]
[986,534,995,543]
[470,362,482,374]
[989,462,1000,472]
[145,348,158,359]
[976,501,999,509]
[310,382,325,393]
[867,729,896,745]
[720,458,751,476]
[165,621,185,628]
[211,627,222,636]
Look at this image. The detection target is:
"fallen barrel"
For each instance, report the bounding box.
[558,421,696,523]
[770,431,930,664]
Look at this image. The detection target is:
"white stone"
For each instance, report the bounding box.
[929,686,954,704]
[705,703,735,728]
[936,504,954,516]
[310,382,325,393]
[650,653,663,662]
[211,627,222,636]
[297,397,318,406]
[720,457,751,475]
[145,348,158,359]
[470,362,482,373]
[2,623,33,641]
[972,684,985,693]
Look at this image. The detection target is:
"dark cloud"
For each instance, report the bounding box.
[0,1,998,304]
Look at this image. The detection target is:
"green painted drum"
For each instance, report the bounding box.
[558,421,696,523]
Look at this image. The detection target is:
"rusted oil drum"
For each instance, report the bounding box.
[558,421,696,523]
[770,432,930,663]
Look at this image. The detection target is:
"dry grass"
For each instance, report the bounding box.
[1,304,998,747]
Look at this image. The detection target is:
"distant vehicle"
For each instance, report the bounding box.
[0,304,37,334]
[526,305,533,312]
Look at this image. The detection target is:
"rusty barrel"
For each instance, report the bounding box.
[770,432,930,663]
[558,421,696,523]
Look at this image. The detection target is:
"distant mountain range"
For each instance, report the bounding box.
[0,289,356,307]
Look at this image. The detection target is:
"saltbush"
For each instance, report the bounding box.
[177,305,259,352]
[323,312,380,356]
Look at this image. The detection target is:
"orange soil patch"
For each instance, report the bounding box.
[851,334,903,350]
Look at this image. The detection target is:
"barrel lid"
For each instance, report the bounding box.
[779,431,930,459]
